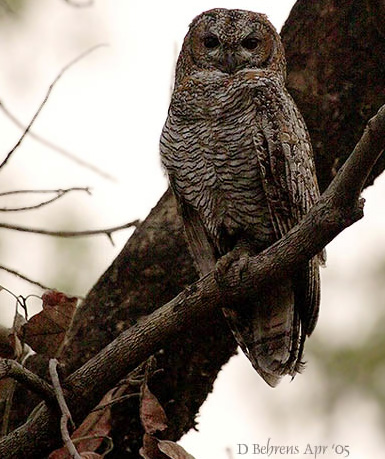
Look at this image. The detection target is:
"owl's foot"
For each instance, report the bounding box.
[214,248,250,290]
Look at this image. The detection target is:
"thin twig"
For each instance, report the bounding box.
[91,393,140,412]
[0,359,56,403]
[49,359,81,459]
[0,188,90,198]
[0,101,116,181]
[0,187,91,212]
[0,44,107,170]
[0,285,29,318]
[0,219,139,240]
[0,265,55,291]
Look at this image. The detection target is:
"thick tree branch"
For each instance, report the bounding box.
[0,359,55,403]
[0,103,384,459]
[334,104,385,202]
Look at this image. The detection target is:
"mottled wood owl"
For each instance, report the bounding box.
[160,8,323,386]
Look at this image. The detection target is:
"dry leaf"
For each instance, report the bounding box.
[23,290,77,356]
[139,434,168,459]
[140,383,168,435]
[158,441,196,459]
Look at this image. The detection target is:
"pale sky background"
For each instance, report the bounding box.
[0,1,384,458]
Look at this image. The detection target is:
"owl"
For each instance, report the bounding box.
[160,8,323,386]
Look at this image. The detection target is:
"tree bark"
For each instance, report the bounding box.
[5,0,385,457]
[281,0,385,192]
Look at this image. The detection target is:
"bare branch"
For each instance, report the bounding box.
[0,101,116,181]
[0,187,91,212]
[0,187,90,198]
[0,265,55,291]
[49,359,81,459]
[0,285,30,317]
[0,44,107,170]
[0,359,55,403]
[0,104,383,458]
[0,219,139,239]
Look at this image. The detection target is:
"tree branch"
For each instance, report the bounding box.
[0,187,91,212]
[334,104,385,202]
[0,265,50,290]
[0,220,139,239]
[0,359,55,403]
[0,103,383,459]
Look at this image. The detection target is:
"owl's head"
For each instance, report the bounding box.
[175,9,286,84]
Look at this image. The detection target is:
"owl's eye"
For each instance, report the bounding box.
[241,36,260,50]
[203,34,220,49]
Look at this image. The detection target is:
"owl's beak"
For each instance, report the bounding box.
[223,50,237,74]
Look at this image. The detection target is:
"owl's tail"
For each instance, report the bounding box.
[222,260,319,387]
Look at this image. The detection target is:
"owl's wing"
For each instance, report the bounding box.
[253,89,322,337]
[176,189,217,276]
[164,169,216,276]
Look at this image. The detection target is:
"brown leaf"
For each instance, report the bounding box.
[22,290,77,356]
[139,434,168,459]
[140,383,168,435]
[158,441,196,459]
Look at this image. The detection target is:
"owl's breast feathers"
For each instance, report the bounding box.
[161,70,317,248]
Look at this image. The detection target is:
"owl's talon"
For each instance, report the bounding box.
[238,254,250,281]
[215,250,250,287]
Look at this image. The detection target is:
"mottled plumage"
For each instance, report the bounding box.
[160,9,323,386]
